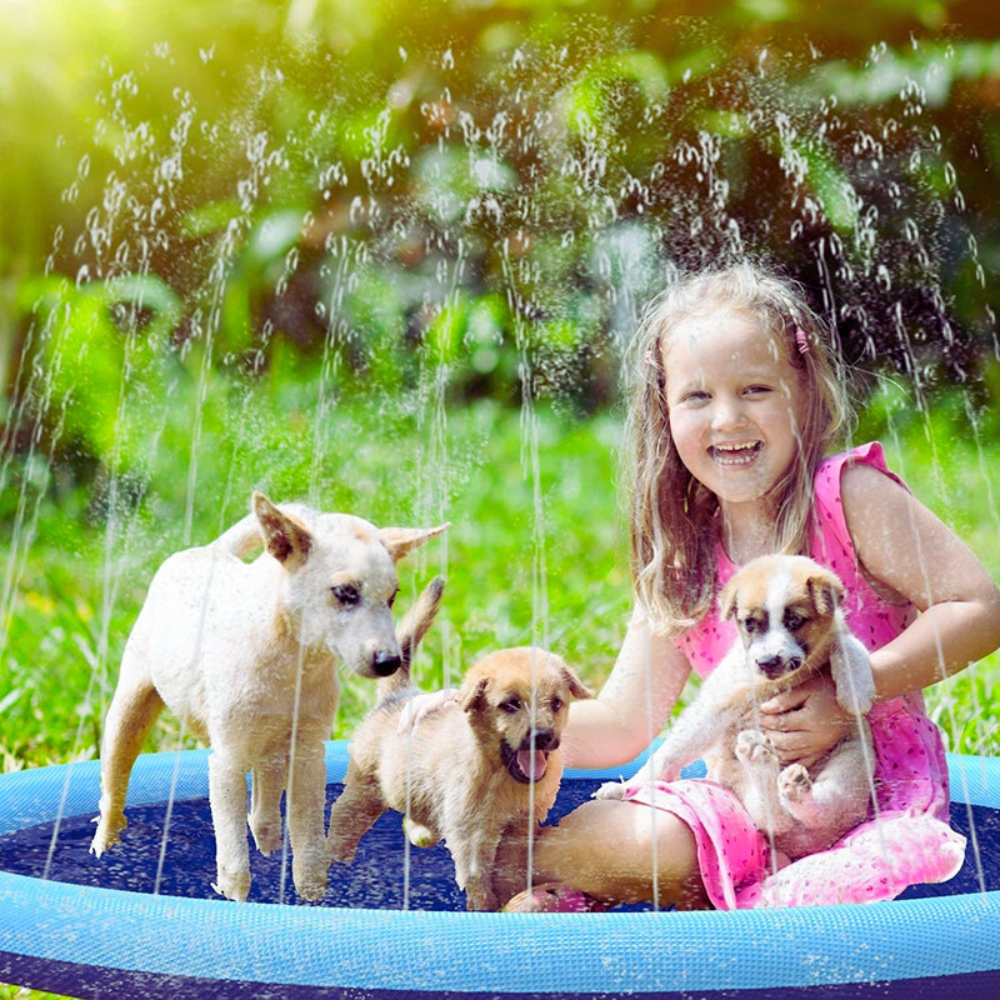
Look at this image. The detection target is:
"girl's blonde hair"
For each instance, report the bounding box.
[623,262,855,634]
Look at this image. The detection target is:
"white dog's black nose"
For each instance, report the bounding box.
[372,652,402,677]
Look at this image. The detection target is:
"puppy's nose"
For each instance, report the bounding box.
[372,652,401,677]
[530,729,558,752]
[756,655,787,679]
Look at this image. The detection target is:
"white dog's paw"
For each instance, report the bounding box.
[293,857,328,902]
[212,866,251,902]
[249,817,283,856]
[778,763,812,804]
[736,729,776,767]
[593,780,628,801]
[90,813,127,857]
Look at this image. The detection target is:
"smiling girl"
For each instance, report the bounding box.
[495,263,1000,911]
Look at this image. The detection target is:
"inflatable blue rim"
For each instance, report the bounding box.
[1,744,998,998]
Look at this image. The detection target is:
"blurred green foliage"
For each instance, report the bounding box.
[2,0,999,486]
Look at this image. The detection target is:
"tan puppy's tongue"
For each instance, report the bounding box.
[517,749,547,780]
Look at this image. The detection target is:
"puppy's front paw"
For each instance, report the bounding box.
[736,729,776,767]
[593,780,627,801]
[778,763,812,804]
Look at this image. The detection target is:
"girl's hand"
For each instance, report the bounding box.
[757,673,855,770]
[396,688,458,733]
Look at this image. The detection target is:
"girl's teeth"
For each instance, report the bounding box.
[714,444,759,466]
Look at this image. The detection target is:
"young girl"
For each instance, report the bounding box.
[405,263,1000,911]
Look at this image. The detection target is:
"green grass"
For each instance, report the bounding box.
[1,390,998,999]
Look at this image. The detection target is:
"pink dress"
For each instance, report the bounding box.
[621,442,967,909]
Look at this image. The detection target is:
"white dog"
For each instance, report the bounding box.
[598,554,876,860]
[91,491,446,901]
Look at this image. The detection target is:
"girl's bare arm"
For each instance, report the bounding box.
[842,461,1000,701]
[561,611,692,770]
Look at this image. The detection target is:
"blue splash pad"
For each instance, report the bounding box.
[1,744,998,998]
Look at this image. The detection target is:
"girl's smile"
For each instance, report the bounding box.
[663,310,805,533]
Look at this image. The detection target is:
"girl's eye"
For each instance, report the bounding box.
[682,390,710,404]
[744,384,772,396]
[332,584,361,606]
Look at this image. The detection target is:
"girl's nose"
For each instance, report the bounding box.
[711,396,747,431]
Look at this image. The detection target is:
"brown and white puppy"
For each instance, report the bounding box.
[91,491,446,902]
[329,644,592,910]
[598,554,876,860]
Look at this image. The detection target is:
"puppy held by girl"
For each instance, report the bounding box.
[597,554,876,864]
[478,262,1000,913]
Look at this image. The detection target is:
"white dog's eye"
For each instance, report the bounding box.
[499,698,521,714]
[784,612,807,631]
[331,584,361,606]
[550,697,563,713]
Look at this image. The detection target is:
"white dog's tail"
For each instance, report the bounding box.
[381,576,445,696]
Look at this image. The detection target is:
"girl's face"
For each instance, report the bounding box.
[662,309,805,519]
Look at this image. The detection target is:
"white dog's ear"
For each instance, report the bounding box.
[253,492,313,570]
[379,523,449,563]
[829,619,877,717]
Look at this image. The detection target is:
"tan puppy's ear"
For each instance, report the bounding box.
[719,576,740,621]
[458,674,489,713]
[807,570,845,618]
[560,664,593,701]
[253,492,313,570]
[379,523,450,563]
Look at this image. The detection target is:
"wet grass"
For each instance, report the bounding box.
[2,394,998,769]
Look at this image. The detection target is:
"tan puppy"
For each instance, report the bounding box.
[91,491,446,902]
[329,645,592,910]
[598,554,876,860]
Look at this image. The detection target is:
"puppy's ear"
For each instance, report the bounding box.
[253,492,313,570]
[458,675,489,714]
[560,665,593,701]
[807,570,844,618]
[379,523,449,564]
[718,576,740,621]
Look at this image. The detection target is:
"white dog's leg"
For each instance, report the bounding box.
[208,752,252,902]
[91,673,165,856]
[286,742,329,901]
[248,758,287,856]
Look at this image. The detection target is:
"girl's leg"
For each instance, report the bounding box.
[496,798,710,910]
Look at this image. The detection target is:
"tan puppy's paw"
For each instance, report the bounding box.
[403,816,439,847]
[778,763,812,804]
